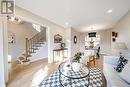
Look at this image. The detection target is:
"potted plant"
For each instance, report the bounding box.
[72,52,83,72]
[73,52,83,63]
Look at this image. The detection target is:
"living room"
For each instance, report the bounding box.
[0,0,130,87]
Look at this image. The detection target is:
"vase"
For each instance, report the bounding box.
[72,62,81,72]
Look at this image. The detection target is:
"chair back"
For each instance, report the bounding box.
[97,47,100,53]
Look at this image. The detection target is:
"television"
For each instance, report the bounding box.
[88,32,96,37]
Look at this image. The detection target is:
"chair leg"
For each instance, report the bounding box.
[87,62,90,67]
[97,53,100,58]
[93,60,95,65]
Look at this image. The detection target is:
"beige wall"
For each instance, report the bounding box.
[8,21,38,61]
[111,11,130,55]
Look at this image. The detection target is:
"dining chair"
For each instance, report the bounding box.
[96,47,100,58]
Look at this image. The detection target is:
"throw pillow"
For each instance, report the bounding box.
[114,56,128,72]
[119,63,130,84]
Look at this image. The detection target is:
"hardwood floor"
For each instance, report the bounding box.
[7,57,106,87]
[7,59,59,87]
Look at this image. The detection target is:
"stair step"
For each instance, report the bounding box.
[33,45,41,47]
[22,54,32,57]
[18,57,25,60]
[17,57,30,64]
[22,59,30,63]
[29,48,39,50]
[33,44,41,46]
[29,51,36,54]
[39,40,44,41]
[35,42,44,44]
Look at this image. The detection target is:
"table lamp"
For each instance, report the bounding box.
[114,42,128,57]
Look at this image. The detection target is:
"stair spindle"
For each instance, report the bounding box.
[25,38,29,62]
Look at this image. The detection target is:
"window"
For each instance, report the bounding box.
[32,24,41,32]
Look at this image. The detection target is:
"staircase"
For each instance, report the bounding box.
[18,28,46,64]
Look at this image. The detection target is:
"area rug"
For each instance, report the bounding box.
[39,67,103,87]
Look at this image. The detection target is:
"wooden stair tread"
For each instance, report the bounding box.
[35,42,44,44]
[29,48,38,50]
[33,45,41,47]
[22,54,32,57]
[29,51,36,54]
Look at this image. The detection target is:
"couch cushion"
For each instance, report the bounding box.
[103,63,130,87]
[115,57,128,72]
[103,56,119,66]
[120,62,130,84]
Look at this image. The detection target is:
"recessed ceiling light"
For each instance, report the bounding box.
[107,9,113,13]
[65,22,69,26]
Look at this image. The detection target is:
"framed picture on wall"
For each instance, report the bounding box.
[112,38,116,42]
[115,33,118,37]
[112,31,118,42]
[8,34,15,44]
[112,32,118,37]
[112,32,115,37]
[54,34,62,43]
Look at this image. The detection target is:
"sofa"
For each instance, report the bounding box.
[103,56,130,87]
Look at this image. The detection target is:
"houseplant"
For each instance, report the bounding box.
[72,52,83,72]
[73,52,83,63]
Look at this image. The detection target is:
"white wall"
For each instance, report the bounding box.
[48,25,65,63]
[0,16,6,87]
[3,17,9,84]
[79,33,86,52]
[65,28,71,57]
[8,22,38,61]
[98,30,111,54]
[111,11,130,55]
[70,28,80,57]
[65,28,81,57]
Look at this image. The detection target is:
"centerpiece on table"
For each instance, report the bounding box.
[72,52,83,72]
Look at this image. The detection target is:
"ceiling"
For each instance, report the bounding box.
[15,0,130,32]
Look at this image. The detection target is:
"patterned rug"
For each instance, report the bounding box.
[39,67,102,87]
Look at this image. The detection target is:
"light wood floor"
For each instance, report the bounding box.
[7,57,106,87]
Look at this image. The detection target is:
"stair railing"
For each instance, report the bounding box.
[24,28,46,61]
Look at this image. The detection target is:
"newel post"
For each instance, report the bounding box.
[25,38,29,61]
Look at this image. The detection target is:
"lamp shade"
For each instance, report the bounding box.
[114,42,128,50]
